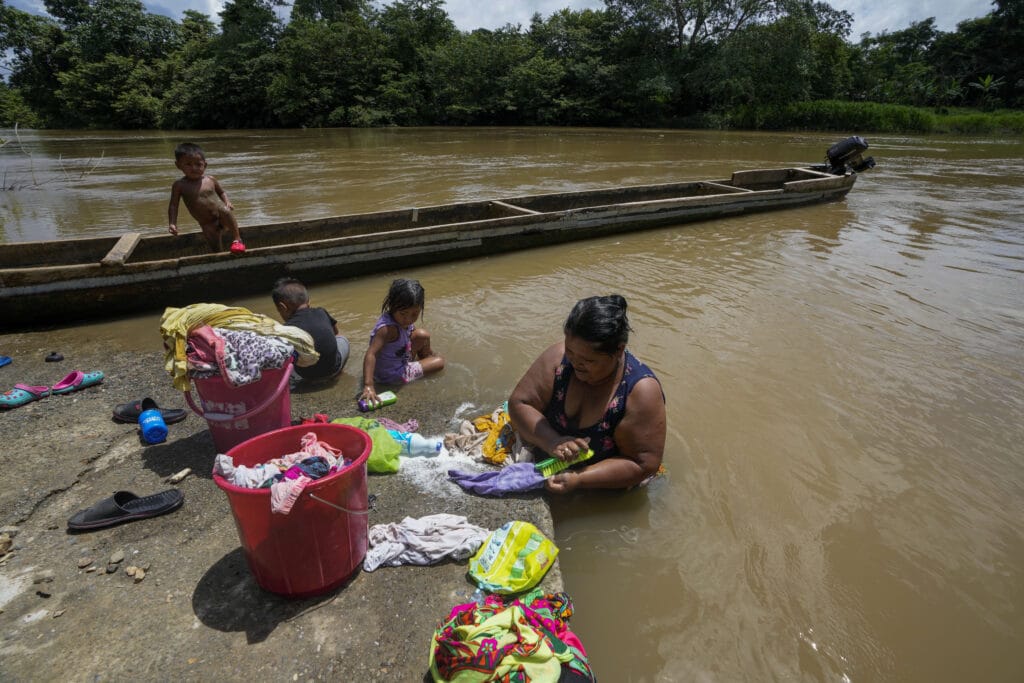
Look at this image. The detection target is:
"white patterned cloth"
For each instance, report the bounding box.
[363,514,491,572]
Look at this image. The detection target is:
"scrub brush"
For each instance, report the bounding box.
[534,448,594,478]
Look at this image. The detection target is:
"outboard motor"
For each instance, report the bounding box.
[826,136,875,174]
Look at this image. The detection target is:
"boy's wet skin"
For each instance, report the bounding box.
[167,143,244,253]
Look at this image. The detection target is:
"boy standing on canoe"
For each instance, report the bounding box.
[168,142,246,254]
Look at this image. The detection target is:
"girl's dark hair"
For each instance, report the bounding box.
[382,278,425,315]
[563,295,632,353]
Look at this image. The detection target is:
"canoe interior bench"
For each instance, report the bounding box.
[100,232,142,267]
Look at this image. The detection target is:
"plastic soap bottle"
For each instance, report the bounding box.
[357,390,398,412]
[386,429,443,456]
[139,400,168,444]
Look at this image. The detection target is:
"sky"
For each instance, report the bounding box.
[9,0,998,38]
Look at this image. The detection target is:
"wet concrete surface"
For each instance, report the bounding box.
[0,337,558,680]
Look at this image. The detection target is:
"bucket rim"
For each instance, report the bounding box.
[212,423,372,496]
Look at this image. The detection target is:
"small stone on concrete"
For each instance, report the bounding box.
[133,569,145,583]
[105,564,118,574]
[109,550,125,564]
[126,566,137,577]
[33,570,55,584]
[167,468,191,484]
[77,557,94,569]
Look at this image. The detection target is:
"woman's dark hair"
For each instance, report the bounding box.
[563,295,632,353]
[382,278,425,315]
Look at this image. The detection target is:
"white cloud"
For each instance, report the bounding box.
[826,0,993,36]
[441,0,604,31]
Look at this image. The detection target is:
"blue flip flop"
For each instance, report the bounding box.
[51,370,104,395]
[0,356,11,368]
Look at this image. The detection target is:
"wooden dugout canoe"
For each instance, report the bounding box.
[0,144,873,330]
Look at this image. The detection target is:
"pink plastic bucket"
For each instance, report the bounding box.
[212,424,372,598]
[185,358,293,452]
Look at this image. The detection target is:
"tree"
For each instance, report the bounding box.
[205,0,283,127]
[1,3,69,124]
[851,19,941,105]
[291,0,366,22]
[968,73,1005,110]
[375,0,458,124]
[529,8,621,124]
[269,14,392,126]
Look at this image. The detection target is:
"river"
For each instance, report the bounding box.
[2,128,1022,681]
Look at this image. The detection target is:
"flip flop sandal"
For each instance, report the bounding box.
[0,383,51,409]
[0,356,12,368]
[112,398,187,425]
[67,489,184,531]
[51,370,104,395]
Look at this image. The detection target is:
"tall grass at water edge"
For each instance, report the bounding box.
[722,100,1024,135]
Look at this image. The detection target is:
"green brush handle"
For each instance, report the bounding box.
[535,448,594,477]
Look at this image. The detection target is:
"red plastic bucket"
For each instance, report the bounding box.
[212,423,372,598]
[185,358,293,452]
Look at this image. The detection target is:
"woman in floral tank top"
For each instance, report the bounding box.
[509,295,666,493]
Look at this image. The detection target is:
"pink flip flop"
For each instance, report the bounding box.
[51,370,105,395]
[0,383,51,409]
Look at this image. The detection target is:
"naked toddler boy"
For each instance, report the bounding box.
[168,142,245,253]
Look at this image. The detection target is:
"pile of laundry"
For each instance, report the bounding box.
[367,515,595,682]
[160,303,319,391]
[213,432,352,514]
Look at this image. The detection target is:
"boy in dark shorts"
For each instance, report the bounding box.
[168,142,245,253]
[272,278,350,386]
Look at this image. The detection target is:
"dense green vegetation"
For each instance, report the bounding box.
[1,0,1021,131]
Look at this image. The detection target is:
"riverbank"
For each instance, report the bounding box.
[0,337,560,680]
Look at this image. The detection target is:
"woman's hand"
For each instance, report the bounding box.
[545,470,582,494]
[549,437,590,461]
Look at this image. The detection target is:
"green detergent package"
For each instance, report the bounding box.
[467,521,559,594]
[331,417,401,473]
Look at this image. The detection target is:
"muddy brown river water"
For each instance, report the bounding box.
[2,128,1022,681]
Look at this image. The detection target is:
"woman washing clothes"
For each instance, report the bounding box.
[508,294,666,493]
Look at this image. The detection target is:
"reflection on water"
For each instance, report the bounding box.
[3,129,1023,681]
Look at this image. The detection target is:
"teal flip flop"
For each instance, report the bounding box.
[51,370,104,395]
[0,383,51,409]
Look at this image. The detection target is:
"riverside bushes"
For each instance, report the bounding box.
[726,101,1024,135]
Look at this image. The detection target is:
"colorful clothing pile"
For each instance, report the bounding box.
[161,303,318,391]
[213,432,349,514]
[444,404,529,466]
[188,326,294,386]
[429,589,595,682]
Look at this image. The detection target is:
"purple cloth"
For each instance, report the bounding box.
[447,463,546,497]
